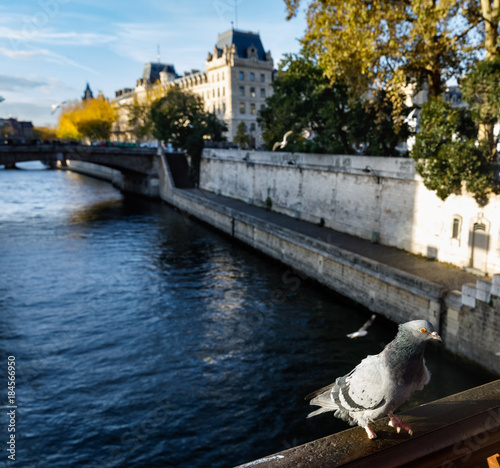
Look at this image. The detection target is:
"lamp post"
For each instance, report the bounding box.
[362,165,380,184]
[362,165,382,243]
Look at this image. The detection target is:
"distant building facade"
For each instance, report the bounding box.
[0,118,34,142]
[112,29,274,147]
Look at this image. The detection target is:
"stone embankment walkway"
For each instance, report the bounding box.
[187,187,481,292]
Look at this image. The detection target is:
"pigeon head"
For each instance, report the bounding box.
[398,320,442,343]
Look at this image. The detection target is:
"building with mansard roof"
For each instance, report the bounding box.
[112,29,274,148]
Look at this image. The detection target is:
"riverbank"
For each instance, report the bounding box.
[61,156,500,376]
[156,153,500,376]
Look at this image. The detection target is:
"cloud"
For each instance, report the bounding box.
[111,21,214,72]
[0,26,115,46]
[0,47,99,75]
[0,74,48,91]
[0,47,47,59]
[0,74,72,97]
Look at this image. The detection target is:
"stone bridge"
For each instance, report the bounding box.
[0,144,164,197]
[0,144,158,172]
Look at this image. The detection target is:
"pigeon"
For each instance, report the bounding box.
[347,314,376,339]
[306,320,442,439]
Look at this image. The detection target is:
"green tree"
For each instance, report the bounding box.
[151,86,227,183]
[233,121,251,149]
[258,53,407,155]
[259,53,352,153]
[126,86,167,141]
[465,0,500,60]
[284,0,476,114]
[461,55,500,154]
[411,97,494,205]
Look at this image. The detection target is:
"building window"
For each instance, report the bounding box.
[222,102,226,114]
[260,73,265,82]
[217,88,220,97]
[452,216,462,240]
[250,103,256,115]
[222,87,225,97]
[250,123,256,132]
[260,88,266,98]
[239,102,245,114]
[260,104,265,111]
[239,71,244,80]
[250,72,255,82]
[250,87,256,98]
[239,86,245,97]
[222,72,225,80]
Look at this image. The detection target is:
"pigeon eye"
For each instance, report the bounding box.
[420,328,427,333]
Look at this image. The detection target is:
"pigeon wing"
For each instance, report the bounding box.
[333,355,386,412]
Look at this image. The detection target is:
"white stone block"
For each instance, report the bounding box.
[461,294,476,308]
[462,283,476,297]
[492,274,500,287]
[476,279,492,292]
[475,279,491,302]
[476,289,491,303]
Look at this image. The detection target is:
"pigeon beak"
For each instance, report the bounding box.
[430,331,442,342]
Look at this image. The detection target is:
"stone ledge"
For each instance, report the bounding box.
[235,380,500,468]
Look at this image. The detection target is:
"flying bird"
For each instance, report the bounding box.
[347,314,376,339]
[51,101,67,114]
[272,130,293,151]
[306,320,442,440]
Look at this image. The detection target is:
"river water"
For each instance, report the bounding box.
[0,163,493,467]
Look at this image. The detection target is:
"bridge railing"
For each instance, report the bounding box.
[235,379,500,468]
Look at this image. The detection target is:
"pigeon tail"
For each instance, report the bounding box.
[306,387,339,418]
[307,407,334,418]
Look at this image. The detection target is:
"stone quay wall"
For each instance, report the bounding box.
[200,149,500,276]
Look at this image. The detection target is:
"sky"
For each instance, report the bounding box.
[0,0,307,127]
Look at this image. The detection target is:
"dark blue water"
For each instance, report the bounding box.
[0,163,493,467]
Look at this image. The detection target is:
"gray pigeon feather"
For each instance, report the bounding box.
[306,319,442,439]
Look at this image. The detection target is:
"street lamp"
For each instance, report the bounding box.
[362,165,380,184]
[362,165,382,243]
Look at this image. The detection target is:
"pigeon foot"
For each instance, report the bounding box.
[388,413,413,436]
[364,425,377,439]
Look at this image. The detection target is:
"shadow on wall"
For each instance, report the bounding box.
[469,222,490,272]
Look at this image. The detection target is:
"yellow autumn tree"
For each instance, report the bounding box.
[57,100,83,140]
[57,96,117,142]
